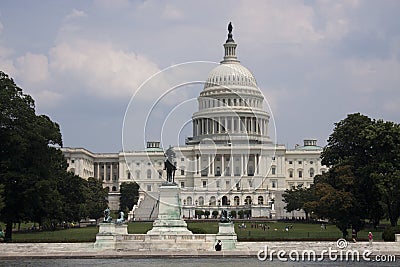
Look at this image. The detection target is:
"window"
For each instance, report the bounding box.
[181,158,185,161]
[147,162,151,166]
[272,180,276,188]
[147,185,152,191]
[298,161,302,164]
[298,170,303,178]
[310,168,315,178]
[181,169,185,175]
[135,170,140,179]
[202,180,207,188]
[272,156,275,161]
[187,197,192,205]
[245,196,252,205]
[225,180,230,189]
[271,167,276,175]
[258,196,264,205]
[248,179,253,187]
[234,196,240,206]
[289,170,293,178]
[198,196,204,205]
[209,196,216,205]
[216,167,221,176]
[136,162,140,166]
[216,180,220,188]
[147,169,152,179]
[127,172,131,179]
[310,161,314,164]
[289,161,293,164]
[112,186,117,192]
[71,159,75,163]
[180,182,185,188]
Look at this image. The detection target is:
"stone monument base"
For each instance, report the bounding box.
[146,183,192,235]
[215,222,237,250]
[95,223,128,249]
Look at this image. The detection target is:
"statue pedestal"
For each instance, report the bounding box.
[215,222,237,250]
[95,223,128,249]
[147,183,192,235]
[396,234,400,242]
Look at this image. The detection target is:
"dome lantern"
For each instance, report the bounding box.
[222,22,239,64]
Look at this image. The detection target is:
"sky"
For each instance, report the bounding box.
[1,0,399,153]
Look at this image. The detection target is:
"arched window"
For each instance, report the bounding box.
[222,196,229,205]
[258,196,264,205]
[198,196,204,206]
[310,168,315,178]
[234,196,240,206]
[127,171,131,179]
[187,197,192,205]
[209,196,216,206]
[245,196,252,205]
[147,169,152,179]
[112,186,117,192]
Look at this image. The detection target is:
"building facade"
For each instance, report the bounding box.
[61,25,327,219]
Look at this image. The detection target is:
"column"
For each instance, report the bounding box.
[240,154,243,176]
[210,155,213,175]
[225,117,228,132]
[244,117,247,133]
[231,117,234,133]
[110,163,113,181]
[242,155,246,175]
[97,163,100,180]
[103,163,106,181]
[207,155,211,176]
[221,154,225,176]
[256,154,259,175]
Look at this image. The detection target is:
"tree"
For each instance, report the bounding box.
[0,184,4,214]
[82,178,109,221]
[319,113,400,230]
[283,185,316,221]
[212,210,219,219]
[0,71,63,240]
[204,210,210,219]
[119,182,139,211]
[310,167,364,237]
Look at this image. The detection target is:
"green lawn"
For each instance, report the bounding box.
[7,221,385,243]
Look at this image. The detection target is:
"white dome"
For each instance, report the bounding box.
[204,63,257,90]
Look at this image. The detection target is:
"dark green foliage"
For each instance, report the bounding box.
[212,210,219,218]
[306,113,400,237]
[187,227,207,234]
[119,182,139,211]
[82,178,109,220]
[382,226,400,241]
[0,71,108,240]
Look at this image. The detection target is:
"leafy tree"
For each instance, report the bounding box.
[204,210,210,219]
[212,210,219,219]
[119,182,139,211]
[318,113,400,232]
[82,177,109,220]
[0,184,4,214]
[283,185,316,221]
[0,71,63,240]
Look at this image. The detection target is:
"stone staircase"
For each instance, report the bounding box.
[133,193,159,221]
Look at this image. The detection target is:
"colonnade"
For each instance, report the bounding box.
[195,153,260,177]
[193,117,268,136]
[94,162,119,181]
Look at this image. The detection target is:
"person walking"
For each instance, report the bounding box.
[368,232,373,246]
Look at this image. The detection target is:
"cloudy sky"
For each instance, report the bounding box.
[1,0,399,152]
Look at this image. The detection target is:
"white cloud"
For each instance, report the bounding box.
[16,53,49,84]
[93,0,131,10]
[65,9,87,20]
[49,39,161,99]
[162,5,184,20]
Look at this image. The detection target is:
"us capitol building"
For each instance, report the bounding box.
[61,24,327,220]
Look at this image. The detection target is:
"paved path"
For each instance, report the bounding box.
[0,241,399,259]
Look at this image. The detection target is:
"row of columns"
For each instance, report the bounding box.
[199,97,262,109]
[193,117,268,136]
[94,162,119,182]
[196,154,260,176]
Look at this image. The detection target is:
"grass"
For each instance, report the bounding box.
[5,221,387,243]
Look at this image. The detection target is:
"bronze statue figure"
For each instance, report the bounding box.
[164,147,177,183]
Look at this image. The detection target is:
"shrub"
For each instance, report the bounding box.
[188,227,207,234]
[382,226,400,241]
